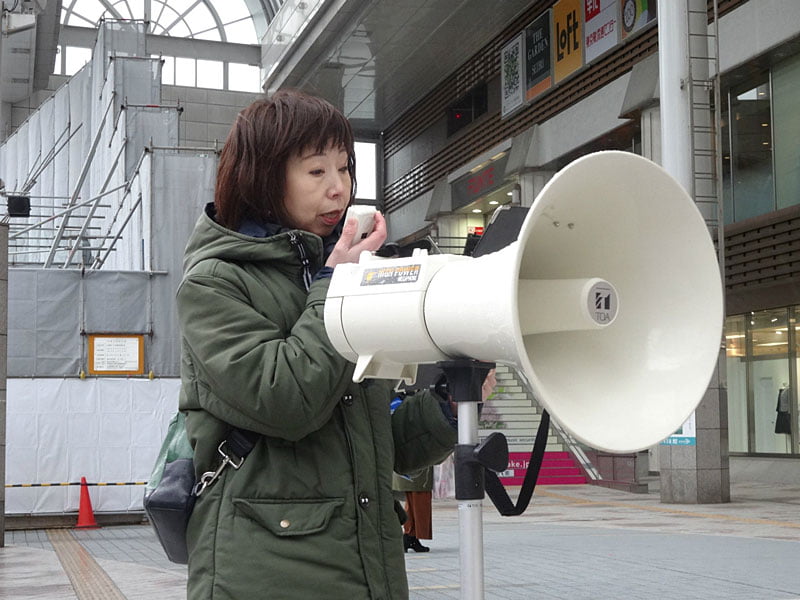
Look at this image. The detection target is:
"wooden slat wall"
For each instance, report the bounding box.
[726,205,800,293]
[383,0,748,213]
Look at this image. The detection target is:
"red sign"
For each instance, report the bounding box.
[499,452,531,485]
[585,0,601,19]
[467,166,495,196]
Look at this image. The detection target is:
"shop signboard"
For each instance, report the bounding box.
[584,0,620,63]
[451,153,510,211]
[554,0,583,84]
[620,0,657,41]
[524,10,552,101]
[501,33,525,118]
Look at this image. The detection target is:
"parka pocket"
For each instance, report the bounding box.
[232,497,344,537]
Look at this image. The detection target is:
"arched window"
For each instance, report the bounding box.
[58,1,285,90]
[60,0,283,44]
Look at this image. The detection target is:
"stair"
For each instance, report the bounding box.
[499,450,587,486]
[485,365,586,486]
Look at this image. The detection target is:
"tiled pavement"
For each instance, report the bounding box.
[3,480,800,599]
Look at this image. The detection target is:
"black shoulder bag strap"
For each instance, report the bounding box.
[484,410,550,517]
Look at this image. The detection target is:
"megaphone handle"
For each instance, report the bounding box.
[484,410,550,516]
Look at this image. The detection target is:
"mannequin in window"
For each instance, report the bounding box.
[775,383,791,434]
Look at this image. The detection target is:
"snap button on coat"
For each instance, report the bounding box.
[341,394,354,406]
[358,493,370,509]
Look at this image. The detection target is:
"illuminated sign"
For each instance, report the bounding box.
[554,0,583,84]
[584,0,620,63]
[525,10,553,101]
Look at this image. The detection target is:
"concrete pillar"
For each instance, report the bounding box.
[639,105,661,165]
[517,170,556,208]
[0,222,8,544]
[657,0,729,504]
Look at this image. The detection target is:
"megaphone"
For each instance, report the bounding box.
[325,151,723,453]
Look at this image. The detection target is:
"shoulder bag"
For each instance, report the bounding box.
[144,412,258,564]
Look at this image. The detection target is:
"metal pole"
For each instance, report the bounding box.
[43,94,116,267]
[439,360,495,600]
[10,183,128,239]
[458,401,484,600]
[658,1,692,192]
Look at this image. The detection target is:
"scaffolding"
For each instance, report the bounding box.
[0,20,220,517]
[0,20,205,271]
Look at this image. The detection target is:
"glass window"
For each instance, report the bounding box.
[196,60,224,90]
[175,57,196,87]
[772,54,800,211]
[54,46,63,76]
[793,308,800,445]
[446,83,488,137]
[354,142,377,201]
[65,0,106,26]
[61,0,263,43]
[159,55,175,86]
[726,315,748,452]
[728,77,775,222]
[223,19,258,44]
[228,63,261,93]
[721,95,733,225]
[750,308,791,454]
[64,46,92,76]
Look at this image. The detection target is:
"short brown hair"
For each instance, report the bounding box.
[214,89,356,231]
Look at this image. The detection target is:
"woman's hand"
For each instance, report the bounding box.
[325,211,387,268]
[482,368,497,402]
[447,367,497,420]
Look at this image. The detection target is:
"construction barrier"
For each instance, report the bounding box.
[5,481,147,487]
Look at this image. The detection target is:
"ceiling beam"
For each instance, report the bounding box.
[60,24,260,64]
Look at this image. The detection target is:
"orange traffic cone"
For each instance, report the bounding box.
[75,477,99,529]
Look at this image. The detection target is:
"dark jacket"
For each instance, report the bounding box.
[177,205,456,599]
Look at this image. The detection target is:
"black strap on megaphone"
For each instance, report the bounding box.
[484,410,550,517]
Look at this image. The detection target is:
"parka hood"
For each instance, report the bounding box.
[182,203,326,275]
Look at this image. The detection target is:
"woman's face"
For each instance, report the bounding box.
[283,143,351,237]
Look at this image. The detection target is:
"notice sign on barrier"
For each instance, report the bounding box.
[88,334,145,375]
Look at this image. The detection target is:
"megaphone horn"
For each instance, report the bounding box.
[324,151,723,453]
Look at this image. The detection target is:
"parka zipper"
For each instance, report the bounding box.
[287,231,313,291]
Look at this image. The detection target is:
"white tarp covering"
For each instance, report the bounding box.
[5,377,180,514]
[9,268,180,377]
[1,21,173,268]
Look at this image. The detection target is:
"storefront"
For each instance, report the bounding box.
[726,309,799,456]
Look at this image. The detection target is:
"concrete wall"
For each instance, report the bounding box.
[718,0,800,75]
[160,85,261,149]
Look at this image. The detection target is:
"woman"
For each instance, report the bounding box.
[176,89,458,599]
[394,467,434,553]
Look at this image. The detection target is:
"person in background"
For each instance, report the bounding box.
[395,467,435,552]
[393,368,497,554]
[176,89,458,600]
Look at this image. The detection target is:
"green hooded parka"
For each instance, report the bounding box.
[177,205,457,600]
